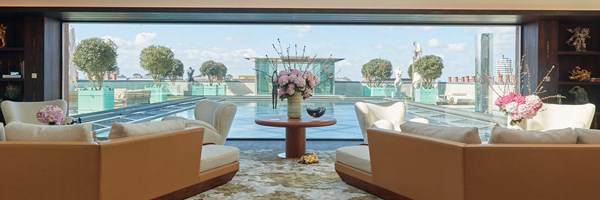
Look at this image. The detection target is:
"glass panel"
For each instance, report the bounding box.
[63,23,519,141]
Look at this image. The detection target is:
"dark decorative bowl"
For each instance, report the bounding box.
[306,107,326,118]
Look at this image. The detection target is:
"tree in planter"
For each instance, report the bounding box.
[72,37,118,90]
[410,55,444,89]
[168,59,184,83]
[140,45,175,87]
[200,60,227,86]
[361,58,393,87]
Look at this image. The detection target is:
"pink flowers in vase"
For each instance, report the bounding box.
[36,105,65,124]
[495,92,543,126]
[277,68,320,99]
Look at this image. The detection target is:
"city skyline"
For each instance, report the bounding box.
[69,23,518,82]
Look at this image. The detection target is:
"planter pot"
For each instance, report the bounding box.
[363,86,395,97]
[146,86,169,103]
[77,87,115,114]
[413,88,437,105]
[167,85,180,96]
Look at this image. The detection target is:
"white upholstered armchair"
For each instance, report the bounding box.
[511,103,596,130]
[1,99,74,125]
[355,101,428,143]
[163,99,237,145]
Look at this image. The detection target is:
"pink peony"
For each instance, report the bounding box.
[36,105,65,124]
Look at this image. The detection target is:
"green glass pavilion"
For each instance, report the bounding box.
[247,57,344,95]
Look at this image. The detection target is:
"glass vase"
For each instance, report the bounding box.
[287,92,302,119]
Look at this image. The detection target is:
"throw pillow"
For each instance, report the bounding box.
[488,127,577,144]
[108,120,186,139]
[574,128,600,144]
[399,121,481,144]
[4,122,94,142]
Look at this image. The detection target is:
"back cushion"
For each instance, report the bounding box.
[4,122,94,142]
[489,127,577,144]
[574,128,600,144]
[109,120,186,139]
[400,121,481,144]
[0,122,5,141]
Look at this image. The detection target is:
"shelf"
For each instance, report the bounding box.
[557,81,600,86]
[558,51,600,56]
[0,78,24,82]
[0,47,25,52]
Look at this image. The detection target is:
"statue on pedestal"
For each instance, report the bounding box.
[411,41,423,89]
[394,68,403,93]
[186,67,195,82]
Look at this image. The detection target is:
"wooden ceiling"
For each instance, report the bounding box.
[1,7,599,24]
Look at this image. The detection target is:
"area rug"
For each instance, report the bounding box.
[186,149,379,200]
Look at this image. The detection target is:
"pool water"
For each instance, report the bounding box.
[172,100,373,139]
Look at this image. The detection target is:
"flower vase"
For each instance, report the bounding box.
[287,92,302,119]
[508,118,527,130]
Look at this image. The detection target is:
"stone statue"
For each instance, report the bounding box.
[569,86,589,104]
[411,41,423,89]
[394,67,403,93]
[186,67,195,82]
[566,27,591,52]
[0,24,7,48]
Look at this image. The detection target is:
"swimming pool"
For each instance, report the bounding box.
[171,100,369,139]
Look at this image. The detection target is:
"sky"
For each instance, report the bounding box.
[69,23,517,81]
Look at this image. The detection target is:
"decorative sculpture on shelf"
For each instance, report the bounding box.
[569,86,589,104]
[568,66,591,81]
[0,24,7,48]
[566,26,591,52]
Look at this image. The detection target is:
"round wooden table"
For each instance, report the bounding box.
[255,116,337,158]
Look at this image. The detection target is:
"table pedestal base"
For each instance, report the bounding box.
[284,127,306,158]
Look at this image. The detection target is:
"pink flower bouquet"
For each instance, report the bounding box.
[495,92,543,125]
[36,105,65,124]
[277,68,320,99]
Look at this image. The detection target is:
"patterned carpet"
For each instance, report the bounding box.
[186,149,379,200]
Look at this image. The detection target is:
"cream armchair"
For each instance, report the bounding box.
[1,100,74,125]
[355,101,428,143]
[510,103,596,130]
[163,99,237,145]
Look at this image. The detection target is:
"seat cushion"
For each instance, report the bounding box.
[201,145,240,172]
[336,146,371,173]
[574,128,600,144]
[400,121,481,144]
[109,120,186,139]
[489,127,577,144]
[4,122,94,142]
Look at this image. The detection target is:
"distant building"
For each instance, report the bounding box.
[246,57,344,95]
[494,55,512,76]
[132,73,143,79]
[237,75,256,80]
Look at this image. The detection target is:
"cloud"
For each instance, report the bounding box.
[134,32,157,46]
[446,43,466,52]
[373,44,384,49]
[224,36,233,41]
[427,38,440,47]
[281,25,312,37]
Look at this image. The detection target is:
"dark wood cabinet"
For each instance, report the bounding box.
[524,20,600,128]
[0,16,62,123]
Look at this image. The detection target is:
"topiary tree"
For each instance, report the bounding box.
[412,55,444,89]
[72,37,118,90]
[140,45,175,87]
[168,59,184,83]
[200,60,227,86]
[361,58,393,87]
